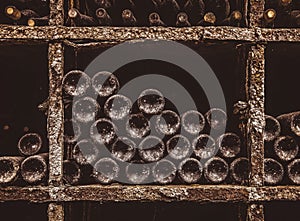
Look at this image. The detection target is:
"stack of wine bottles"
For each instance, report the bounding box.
[0,133,48,185]
[62,69,248,185]
[263,0,300,27]
[264,112,300,185]
[0,0,49,26]
[65,0,245,27]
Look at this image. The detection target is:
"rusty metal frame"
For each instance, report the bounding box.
[0,0,299,220]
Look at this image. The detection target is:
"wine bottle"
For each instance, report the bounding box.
[5,6,40,25]
[205,108,227,131]
[5,6,22,21]
[192,134,216,159]
[197,12,216,26]
[264,158,284,185]
[138,136,165,162]
[95,8,113,25]
[72,139,99,165]
[138,88,165,115]
[276,111,300,136]
[93,157,119,184]
[204,0,231,22]
[217,132,241,158]
[230,157,249,184]
[63,160,81,185]
[18,133,42,156]
[176,12,191,27]
[0,156,24,185]
[221,10,243,26]
[111,136,136,162]
[288,159,300,184]
[66,8,97,27]
[155,110,180,136]
[125,161,151,184]
[166,134,191,160]
[149,12,166,26]
[262,8,277,27]
[264,115,281,142]
[273,136,299,161]
[204,156,229,183]
[181,110,205,135]
[178,158,202,184]
[121,9,137,26]
[152,159,177,184]
[27,15,49,26]
[20,153,48,184]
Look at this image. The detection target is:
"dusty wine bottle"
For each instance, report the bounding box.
[178,158,202,184]
[149,12,166,26]
[152,159,177,184]
[90,118,117,145]
[73,97,99,123]
[217,132,241,158]
[221,10,243,26]
[91,71,120,97]
[204,157,229,183]
[126,113,151,138]
[205,108,227,131]
[66,8,97,26]
[122,9,137,26]
[263,9,277,27]
[126,161,151,184]
[0,156,24,185]
[274,136,299,161]
[277,111,300,136]
[63,160,81,185]
[138,136,165,162]
[264,158,284,185]
[18,133,42,156]
[166,134,191,160]
[5,6,22,21]
[72,139,100,165]
[264,115,281,142]
[176,12,191,26]
[20,153,48,184]
[181,110,205,135]
[137,88,165,115]
[155,110,180,135]
[192,134,216,159]
[198,12,216,25]
[111,136,136,162]
[204,0,231,22]
[96,8,113,25]
[288,159,300,184]
[27,15,49,26]
[104,94,132,120]
[230,157,249,184]
[63,70,91,97]
[93,157,119,184]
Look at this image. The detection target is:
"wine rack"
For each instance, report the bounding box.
[0,0,300,221]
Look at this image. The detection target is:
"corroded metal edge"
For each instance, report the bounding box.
[1,186,300,202]
[0,186,50,202]
[48,42,64,187]
[2,25,300,42]
[247,44,265,187]
[48,203,64,221]
[249,0,265,27]
[49,0,64,26]
[50,185,251,202]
